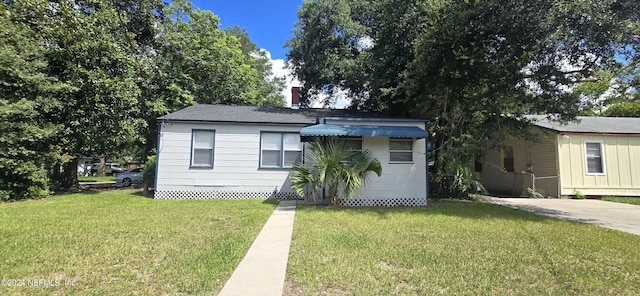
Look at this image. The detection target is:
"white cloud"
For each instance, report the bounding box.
[260,49,300,107]
[271,58,302,107]
[263,49,350,109]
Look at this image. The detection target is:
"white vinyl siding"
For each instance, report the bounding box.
[156,121,429,204]
[191,130,215,168]
[348,136,427,204]
[389,138,413,163]
[260,132,302,168]
[585,142,605,175]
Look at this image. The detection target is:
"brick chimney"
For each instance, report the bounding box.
[291,87,300,109]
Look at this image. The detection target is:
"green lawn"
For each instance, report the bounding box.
[77,176,116,182]
[286,200,640,295]
[0,191,276,295]
[602,196,640,205]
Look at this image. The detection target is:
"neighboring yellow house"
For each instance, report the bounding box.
[477,116,640,197]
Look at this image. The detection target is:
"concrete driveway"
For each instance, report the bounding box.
[483,197,640,236]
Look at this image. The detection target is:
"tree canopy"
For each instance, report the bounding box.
[0,0,285,199]
[287,0,640,196]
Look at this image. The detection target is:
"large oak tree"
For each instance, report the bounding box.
[1,0,285,198]
[287,0,640,197]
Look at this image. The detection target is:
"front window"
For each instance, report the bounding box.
[339,137,362,152]
[191,130,215,168]
[502,146,514,172]
[585,142,604,174]
[261,132,302,168]
[337,137,362,163]
[389,138,413,163]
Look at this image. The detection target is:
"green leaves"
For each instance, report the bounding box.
[1,0,287,199]
[289,140,382,206]
[288,0,640,197]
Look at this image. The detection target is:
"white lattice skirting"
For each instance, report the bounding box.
[154,191,426,206]
[339,198,427,207]
[154,190,303,200]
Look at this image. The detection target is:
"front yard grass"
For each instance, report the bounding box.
[0,190,276,295]
[286,200,640,295]
[602,196,640,205]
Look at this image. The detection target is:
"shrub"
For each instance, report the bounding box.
[573,189,585,199]
[527,187,543,199]
[289,140,382,206]
[0,159,49,201]
[143,155,156,188]
[431,157,486,199]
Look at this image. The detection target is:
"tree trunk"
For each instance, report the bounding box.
[96,155,106,177]
[52,158,78,190]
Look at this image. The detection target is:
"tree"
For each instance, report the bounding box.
[1,0,288,199]
[225,26,286,107]
[287,0,640,197]
[602,59,640,117]
[286,0,375,107]
[289,140,382,206]
[137,0,286,157]
[0,2,71,199]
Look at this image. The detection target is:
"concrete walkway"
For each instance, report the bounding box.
[218,200,297,296]
[483,197,640,236]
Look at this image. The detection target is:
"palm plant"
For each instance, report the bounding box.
[290,140,382,206]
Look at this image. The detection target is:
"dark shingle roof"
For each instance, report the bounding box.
[157,104,389,125]
[525,115,640,134]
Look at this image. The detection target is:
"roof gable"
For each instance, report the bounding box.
[525,115,640,134]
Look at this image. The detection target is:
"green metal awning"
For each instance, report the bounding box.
[300,124,427,139]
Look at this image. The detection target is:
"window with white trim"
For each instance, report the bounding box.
[191,130,215,168]
[585,142,604,174]
[390,138,413,162]
[260,132,302,168]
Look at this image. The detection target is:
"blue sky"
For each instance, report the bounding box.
[187,0,349,108]
[190,0,303,60]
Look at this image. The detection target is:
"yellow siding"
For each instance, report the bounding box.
[527,134,559,196]
[478,132,558,196]
[558,134,640,196]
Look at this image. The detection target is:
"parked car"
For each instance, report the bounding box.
[116,168,144,187]
[91,162,125,176]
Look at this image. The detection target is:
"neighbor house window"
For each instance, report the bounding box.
[260,132,302,168]
[502,146,514,172]
[191,130,215,168]
[389,138,413,163]
[585,142,605,174]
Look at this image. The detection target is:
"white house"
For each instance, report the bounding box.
[154,102,430,206]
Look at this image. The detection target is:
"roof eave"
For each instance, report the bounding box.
[156,118,312,126]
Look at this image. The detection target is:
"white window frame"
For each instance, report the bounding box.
[260,132,303,169]
[190,129,215,168]
[585,141,606,175]
[389,138,414,163]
